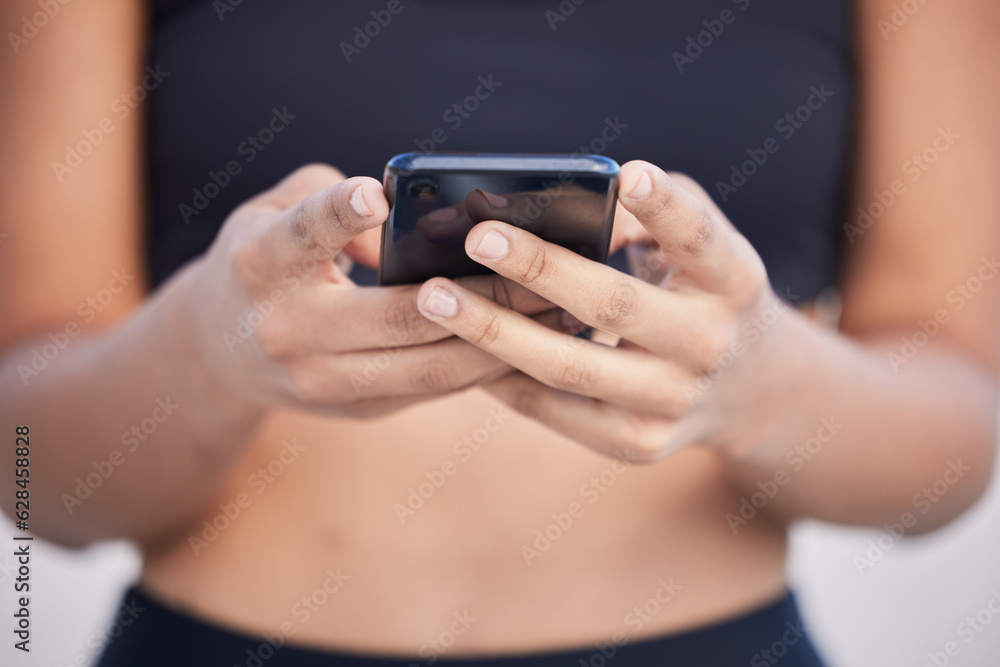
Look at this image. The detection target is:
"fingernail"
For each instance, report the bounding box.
[472,229,509,260]
[477,190,509,209]
[628,172,653,201]
[350,185,373,217]
[422,286,457,318]
[427,207,458,222]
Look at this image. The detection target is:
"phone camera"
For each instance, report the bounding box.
[407,178,439,199]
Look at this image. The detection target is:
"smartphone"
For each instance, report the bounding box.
[377,153,619,285]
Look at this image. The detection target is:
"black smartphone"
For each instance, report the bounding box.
[377,153,619,285]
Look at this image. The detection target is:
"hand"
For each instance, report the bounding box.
[178,164,549,418]
[414,160,789,461]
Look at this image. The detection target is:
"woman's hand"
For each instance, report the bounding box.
[413,160,790,461]
[178,164,548,419]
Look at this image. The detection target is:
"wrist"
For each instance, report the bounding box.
[698,291,821,460]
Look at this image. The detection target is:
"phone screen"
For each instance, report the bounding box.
[379,155,618,285]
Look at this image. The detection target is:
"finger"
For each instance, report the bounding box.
[257,175,388,281]
[609,199,656,255]
[463,187,612,260]
[269,276,554,355]
[249,163,347,211]
[485,372,682,462]
[285,336,513,405]
[459,219,721,357]
[455,273,554,313]
[626,244,673,285]
[415,278,691,416]
[617,161,765,294]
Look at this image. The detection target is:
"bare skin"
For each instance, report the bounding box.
[2,0,999,659]
[141,395,790,654]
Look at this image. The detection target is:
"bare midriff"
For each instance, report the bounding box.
[141,376,790,658]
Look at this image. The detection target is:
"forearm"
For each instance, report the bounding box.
[718,308,998,532]
[0,260,267,546]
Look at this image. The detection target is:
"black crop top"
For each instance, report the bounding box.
[144,0,855,301]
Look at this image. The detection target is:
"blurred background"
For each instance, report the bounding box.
[2,433,999,667]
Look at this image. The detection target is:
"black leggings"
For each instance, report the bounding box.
[96,586,826,666]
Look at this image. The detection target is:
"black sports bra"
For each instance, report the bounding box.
[144,0,855,301]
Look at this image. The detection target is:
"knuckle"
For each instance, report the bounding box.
[594,278,639,328]
[473,313,503,347]
[695,329,733,373]
[649,171,680,216]
[289,203,319,251]
[410,357,457,392]
[323,186,355,235]
[551,355,595,392]
[693,326,738,374]
[229,237,270,287]
[382,297,429,343]
[287,364,337,404]
[728,255,769,303]
[628,419,672,462]
[681,207,714,256]
[253,321,289,359]
[519,246,550,285]
[289,186,356,255]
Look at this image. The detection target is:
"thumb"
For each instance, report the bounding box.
[609,199,657,255]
